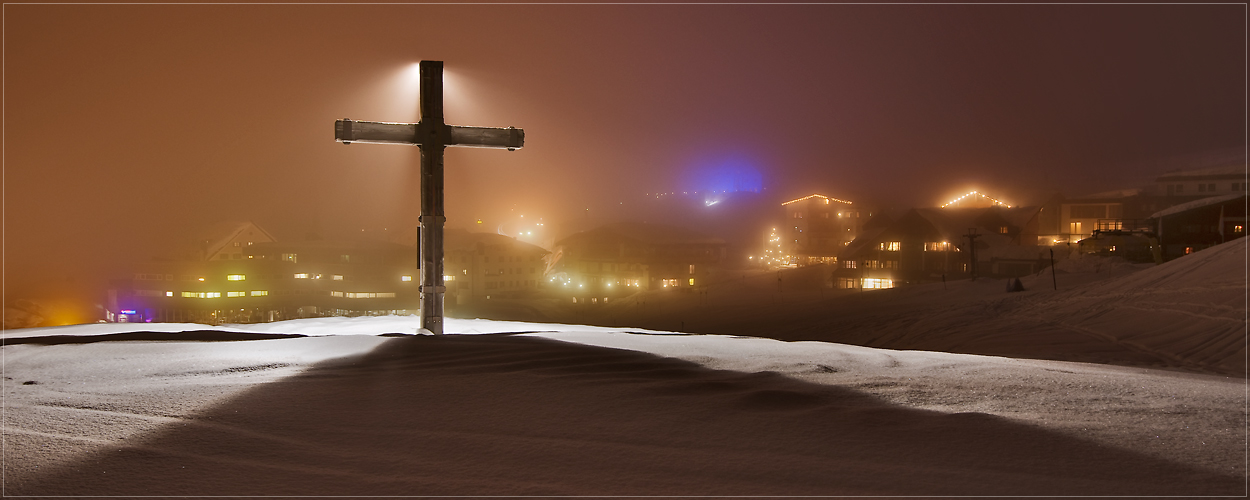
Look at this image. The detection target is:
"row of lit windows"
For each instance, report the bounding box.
[294,273,410,281]
[660,278,695,287]
[792,211,861,219]
[178,291,268,298]
[864,241,960,252]
[845,260,898,269]
[329,291,396,298]
[165,290,395,299]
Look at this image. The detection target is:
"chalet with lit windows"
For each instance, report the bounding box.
[548,222,726,302]
[107,222,420,324]
[832,205,1045,289]
[1149,193,1247,260]
[778,194,864,265]
[1036,160,1248,245]
[444,230,550,303]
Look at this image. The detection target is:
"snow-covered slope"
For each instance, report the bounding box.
[2,240,1244,495]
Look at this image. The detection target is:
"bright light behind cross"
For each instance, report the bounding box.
[392,62,475,124]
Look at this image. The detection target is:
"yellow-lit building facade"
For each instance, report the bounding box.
[774,194,863,266]
[444,230,550,303]
[107,222,421,324]
[548,222,725,303]
[833,205,1044,290]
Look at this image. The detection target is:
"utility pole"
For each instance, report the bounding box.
[964,228,980,280]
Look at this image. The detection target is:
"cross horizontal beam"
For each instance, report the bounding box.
[334,119,524,150]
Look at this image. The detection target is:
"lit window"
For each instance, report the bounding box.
[227,291,246,297]
[250,291,268,296]
[343,292,396,299]
[197,277,205,282]
[227,274,245,281]
[401,275,413,282]
[294,273,309,279]
[332,275,344,281]
[862,278,894,289]
[879,241,900,251]
[165,291,173,297]
[206,292,220,298]
[181,292,198,298]
[281,253,297,263]
[340,255,351,262]
[330,291,344,297]
[443,275,456,281]
[688,278,695,286]
[688,264,695,274]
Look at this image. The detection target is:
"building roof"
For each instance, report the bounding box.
[940,190,1012,208]
[839,206,1036,260]
[1070,188,1142,200]
[445,229,549,254]
[557,222,724,247]
[201,221,276,259]
[780,193,853,206]
[1149,193,1246,219]
[1155,163,1247,181]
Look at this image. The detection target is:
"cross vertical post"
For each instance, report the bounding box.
[334,60,524,335]
[418,61,448,335]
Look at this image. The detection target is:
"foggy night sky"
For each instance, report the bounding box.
[3,4,1245,306]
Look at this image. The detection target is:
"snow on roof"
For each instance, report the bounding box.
[444,229,549,254]
[838,226,889,258]
[1155,163,1247,180]
[1149,193,1246,219]
[201,221,275,259]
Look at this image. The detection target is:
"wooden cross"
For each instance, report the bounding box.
[334,60,524,335]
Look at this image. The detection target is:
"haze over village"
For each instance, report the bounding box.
[3,4,1247,496]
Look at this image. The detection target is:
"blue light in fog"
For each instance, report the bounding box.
[681,154,764,194]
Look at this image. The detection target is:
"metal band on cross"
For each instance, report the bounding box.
[334,60,524,335]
